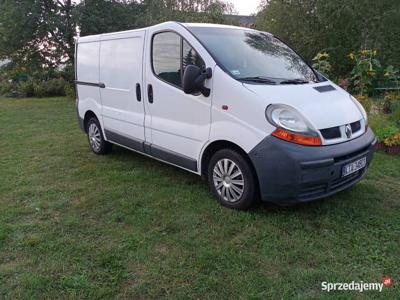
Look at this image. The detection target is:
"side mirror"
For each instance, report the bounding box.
[183,65,212,97]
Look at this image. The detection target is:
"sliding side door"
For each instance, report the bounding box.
[99,30,147,151]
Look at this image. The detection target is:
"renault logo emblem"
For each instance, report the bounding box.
[345,124,352,138]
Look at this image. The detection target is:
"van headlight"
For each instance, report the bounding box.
[350,95,368,127]
[265,104,322,146]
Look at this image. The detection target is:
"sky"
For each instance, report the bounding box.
[227,0,262,15]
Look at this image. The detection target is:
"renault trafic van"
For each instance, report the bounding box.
[75,22,376,209]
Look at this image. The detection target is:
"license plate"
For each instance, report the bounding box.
[342,157,367,177]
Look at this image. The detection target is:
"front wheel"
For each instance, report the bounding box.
[207,149,257,210]
[86,117,112,155]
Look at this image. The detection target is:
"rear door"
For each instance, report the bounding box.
[76,40,101,122]
[99,30,146,151]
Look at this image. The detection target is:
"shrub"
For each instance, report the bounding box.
[375,126,399,142]
[0,81,13,96]
[348,49,381,96]
[17,79,35,97]
[382,92,400,114]
[33,82,45,98]
[384,132,400,146]
[389,105,400,127]
[64,83,75,100]
[33,79,67,98]
[61,64,75,83]
[43,79,67,97]
[312,52,332,77]
[338,78,351,90]
[383,65,400,90]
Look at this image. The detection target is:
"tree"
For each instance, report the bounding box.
[0,0,76,68]
[77,0,235,36]
[76,0,144,36]
[0,0,234,77]
[256,0,400,77]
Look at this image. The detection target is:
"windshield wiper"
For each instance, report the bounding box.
[238,76,277,85]
[279,78,310,85]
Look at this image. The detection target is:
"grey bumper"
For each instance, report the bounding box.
[249,128,376,205]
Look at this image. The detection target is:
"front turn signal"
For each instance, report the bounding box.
[272,128,322,146]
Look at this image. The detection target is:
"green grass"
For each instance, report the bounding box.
[0,97,399,299]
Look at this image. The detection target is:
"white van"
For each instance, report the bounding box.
[75,22,376,209]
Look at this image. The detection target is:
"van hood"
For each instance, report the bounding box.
[243,82,362,129]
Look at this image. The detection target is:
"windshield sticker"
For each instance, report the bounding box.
[231,70,240,76]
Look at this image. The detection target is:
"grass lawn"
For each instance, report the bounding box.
[0,97,399,299]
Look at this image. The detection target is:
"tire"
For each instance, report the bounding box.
[207,149,257,210]
[86,117,112,155]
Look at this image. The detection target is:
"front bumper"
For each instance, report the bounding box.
[249,128,376,205]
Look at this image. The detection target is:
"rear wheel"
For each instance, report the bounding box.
[207,149,257,210]
[86,117,112,154]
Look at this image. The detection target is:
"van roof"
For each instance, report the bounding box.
[182,23,250,30]
[77,21,261,43]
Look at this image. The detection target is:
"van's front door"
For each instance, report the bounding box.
[99,30,146,152]
[144,27,213,172]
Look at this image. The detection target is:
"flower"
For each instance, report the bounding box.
[373,49,378,56]
[348,52,355,60]
[356,95,366,101]
[319,52,329,60]
[384,133,400,146]
[339,79,350,90]
[361,49,369,55]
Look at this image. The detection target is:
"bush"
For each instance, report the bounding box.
[384,132,400,146]
[43,79,67,97]
[61,64,75,83]
[17,79,35,97]
[389,105,400,127]
[375,126,399,142]
[382,92,400,114]
[64,83,75,100]
[0,81,13,96]
[312,52,332,77]
[33,82,45,98]
[33,79,67,98]
[348,49,380,96]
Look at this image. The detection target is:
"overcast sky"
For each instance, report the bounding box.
[227,0,261,15]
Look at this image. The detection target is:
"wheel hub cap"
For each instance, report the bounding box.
[88,123,101,151]
[213,158,244,203]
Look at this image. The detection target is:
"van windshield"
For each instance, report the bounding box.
[188,27,318,84]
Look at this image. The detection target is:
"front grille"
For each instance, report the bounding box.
[298,169,364,200]
[320,126,341,139]
[330,169,363,190]
[320,120,362,140]
[298,184,326,199]
[350,121,361,133]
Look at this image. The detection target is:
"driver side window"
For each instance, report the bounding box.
[182,39,205,73]
[152,31,205,88]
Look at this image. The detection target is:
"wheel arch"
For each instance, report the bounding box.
[200,140,259,184]
[83,110,99,133]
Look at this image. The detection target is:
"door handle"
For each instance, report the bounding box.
[147,84,153,103]
[136,83,141,102]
